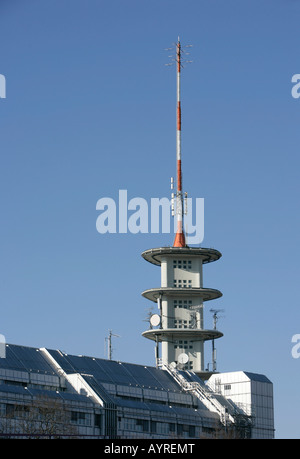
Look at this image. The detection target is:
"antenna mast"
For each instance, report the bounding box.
[210,309,225,372]
[166,38,191,246]
[105,329,120,360]
[173,37,186,248]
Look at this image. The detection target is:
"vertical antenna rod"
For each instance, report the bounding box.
[105,329,120,360]
[173,37,186,248]
[210,309,224,372]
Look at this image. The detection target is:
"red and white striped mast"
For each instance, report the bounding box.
[173,37,186,248]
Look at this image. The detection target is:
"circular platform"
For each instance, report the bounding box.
[141,287,222,302]
[141,246,222,266]
[142,328,223,342]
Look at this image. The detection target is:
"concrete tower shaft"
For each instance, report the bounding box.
[142,247,223,379]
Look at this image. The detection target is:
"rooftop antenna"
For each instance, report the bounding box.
[209,309,225,372]
[105,329,120,360]
[210,309,225,329]
[165,37,192,248]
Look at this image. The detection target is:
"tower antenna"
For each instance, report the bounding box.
[105,329,120,360]
[165,38,192,247]
[209,309,225,372]
[174,37,185,247]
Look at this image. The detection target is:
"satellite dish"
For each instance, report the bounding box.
[178,353,189,365]
[150,314,161,327]
[170,361,177,369]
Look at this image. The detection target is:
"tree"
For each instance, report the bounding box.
[0,395,79,439]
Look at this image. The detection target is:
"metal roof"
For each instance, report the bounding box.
[243,371,272,384]
[46,348,182,392]
[1,344,57,375]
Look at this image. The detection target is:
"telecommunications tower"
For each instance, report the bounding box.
[141,38,223,379]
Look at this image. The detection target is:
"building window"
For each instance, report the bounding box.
[169,423,176,433]
[173,260,192,270]
[174,300,192,309]
[124,418,136,431]
[174,340,193,350]
[174,319,192,329]
[150,420,157,433]
[136,419,149,432]
[174,279,192,288]
[157,421,170,435]
[189,425,195,437]
[71,411,92,426]
[173,279,192,288]
[224,384,231,391]
[95,414,101,428]
[0,403,5,416]
[177,423,195,437]
[6,404,29,419]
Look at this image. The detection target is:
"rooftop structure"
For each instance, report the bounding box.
[208,371,275,439]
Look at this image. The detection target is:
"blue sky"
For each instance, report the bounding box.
[0,0,300,438]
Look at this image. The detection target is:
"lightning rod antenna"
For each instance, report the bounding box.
[105,329,120,360]
[165,38,192,247]
[173,37,186,247]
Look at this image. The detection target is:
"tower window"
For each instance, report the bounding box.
[174,279,192,288]
[173,260,192,270]
[174,279,181,287]
[173,300,192,309]
[174,340,193,349]
[174,319,191,329]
